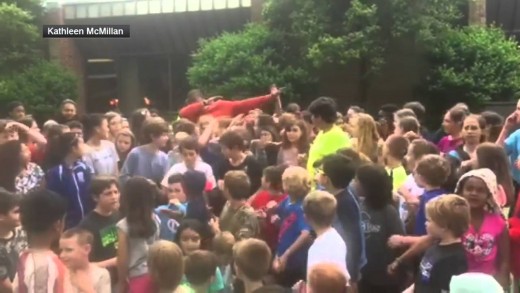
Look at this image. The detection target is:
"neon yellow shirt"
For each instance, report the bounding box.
[307,125,351,178]
[386,165,407,192]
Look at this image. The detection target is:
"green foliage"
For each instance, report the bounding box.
[0,61,77,119]
[420,26,520,114]
[306,0,384,74]
[390,0,464,42]
[188,0,519,111]
[1,0,44,22]
[187,23,313,100]
[0,3,40,75]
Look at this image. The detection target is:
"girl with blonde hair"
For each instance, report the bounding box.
[349,113,383,162]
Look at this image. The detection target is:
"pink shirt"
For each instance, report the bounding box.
[437,135,464,154]
[462,213,505,275]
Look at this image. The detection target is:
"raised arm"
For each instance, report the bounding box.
[178,102,205,122]
[231,87,281,116]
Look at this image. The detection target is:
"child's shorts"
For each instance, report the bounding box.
[128,274,154,293]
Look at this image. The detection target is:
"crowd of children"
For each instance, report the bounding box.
[2,90,520,293]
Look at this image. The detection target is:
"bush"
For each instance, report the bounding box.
[0,61,77,120]
[420,26,520,116]
[187,23,313,101]
[0,3,40,75]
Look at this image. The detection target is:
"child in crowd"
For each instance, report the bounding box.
[148,240,185,293]
[354,164,405,293]
[455,169,510,287]
[306,263,349,293]
[303,190,349,280]
[82,113,119,176]
[182,170,211,229]
[14,189,70,292]
[59,228,111,293]
[273,166,312,287]
[382,134,409,192]
[249,165,288,251]
[46,132,93,229]
[66,120,84,138]
[156,174,187,241]
[234,238,272,293]
[120,120,170,185]
[167,131,190,168]
[413,154,450,236]
[0,190,27,292]
[116,177,160,293]
[175,220,225,292]
[78,176,120,282]
[405,194,469,292]
[162,136,216,190]
[114,129,136,169]
[212,232,235,293]
[319,154,364,286]
[400,139,440,202]
[399,139,440,229]
[183,250,219,293]
[389,168,510,289]
[175,219,206,254]
[216,170,259,241]
[218,130,263,196]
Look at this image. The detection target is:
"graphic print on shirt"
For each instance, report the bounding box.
[279,213,297,241]
[99,225,118,248]
[167,218,181,234]
[463,232,495,260]
[360,210,381,240]
[419,256,433,283]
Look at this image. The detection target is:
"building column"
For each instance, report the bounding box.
[468,0,486,25]
[45,3,87,114]
[251,0,264,22]
[117,57,141,115]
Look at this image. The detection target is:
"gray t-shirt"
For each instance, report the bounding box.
[116,217,159,278]
[119,145,169,184]
[359,201,405,286]
[84,140,119,176]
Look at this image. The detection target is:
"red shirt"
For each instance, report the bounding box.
[28,143,45,165]
[179,95,275,122]
[250,190,287,251]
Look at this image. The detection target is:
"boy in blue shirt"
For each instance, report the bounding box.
[413,154,450,236]
[274,166,312,287]
[155,174,187,241]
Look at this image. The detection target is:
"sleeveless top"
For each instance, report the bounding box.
[462,212,505,275]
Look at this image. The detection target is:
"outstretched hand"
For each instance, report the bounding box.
[270,85,281,97]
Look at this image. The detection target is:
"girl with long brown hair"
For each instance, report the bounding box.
[277,120,309,166]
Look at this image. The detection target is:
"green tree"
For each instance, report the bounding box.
[0,61,78,120]
[0,1,77,119]
[188,23,313,101]
[419,26,520,116]
[188,0,466,104]
[0,3,40,75]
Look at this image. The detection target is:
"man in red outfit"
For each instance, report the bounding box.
[178,86,281,123]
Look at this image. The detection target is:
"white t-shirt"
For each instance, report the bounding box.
[403,174,424,198]
[307,227,349,280]
[161,159,216,189]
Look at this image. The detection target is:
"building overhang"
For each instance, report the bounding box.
[47,0,253,58]
[58,0,251,19]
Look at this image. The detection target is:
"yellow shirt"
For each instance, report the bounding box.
[307,125,351,178]
[386,165,407,192]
